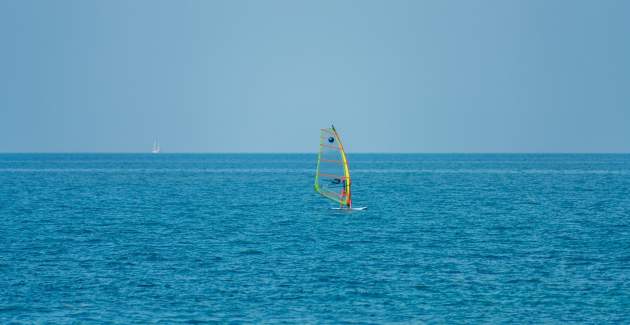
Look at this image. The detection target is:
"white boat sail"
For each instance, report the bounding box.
[152,140,161,154]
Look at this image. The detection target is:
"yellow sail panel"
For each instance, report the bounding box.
[314,125,352,207]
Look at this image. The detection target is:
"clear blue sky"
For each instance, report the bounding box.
[1,0,628,153]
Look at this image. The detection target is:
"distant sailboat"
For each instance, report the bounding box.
[314,125,366,211]
[152,140,161,154]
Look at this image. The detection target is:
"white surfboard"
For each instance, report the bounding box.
[330,206,367,211]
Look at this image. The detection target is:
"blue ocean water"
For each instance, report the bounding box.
[1,154,629,323]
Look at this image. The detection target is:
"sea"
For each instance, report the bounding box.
[1,154,629,324]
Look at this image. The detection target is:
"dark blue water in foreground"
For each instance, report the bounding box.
[1,154,630,323]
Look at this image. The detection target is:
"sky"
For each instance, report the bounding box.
[1,0,628,153]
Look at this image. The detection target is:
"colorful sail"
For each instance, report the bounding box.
[314,125,352,208]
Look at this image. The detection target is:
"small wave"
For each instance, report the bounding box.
[239,249,263,255]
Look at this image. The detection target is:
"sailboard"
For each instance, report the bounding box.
[314,125,366,210]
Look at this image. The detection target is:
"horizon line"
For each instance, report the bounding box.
[1,151,629,155]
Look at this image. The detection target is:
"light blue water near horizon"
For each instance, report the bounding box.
[1,154,629,323]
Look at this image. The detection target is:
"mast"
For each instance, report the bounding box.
[331,125,352,208]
